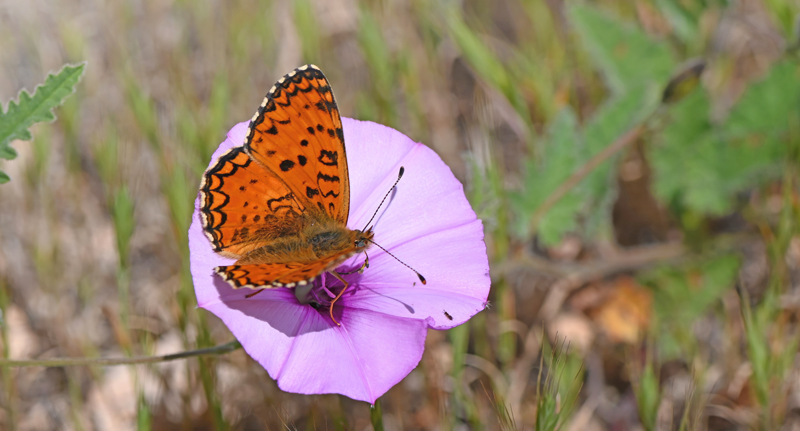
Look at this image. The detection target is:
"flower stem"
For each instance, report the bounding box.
[0,340,241,367]
[370,397,384,431]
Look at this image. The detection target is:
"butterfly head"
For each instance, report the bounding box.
[353,229,374,250]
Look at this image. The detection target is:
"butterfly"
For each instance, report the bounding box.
[199,64,375,326]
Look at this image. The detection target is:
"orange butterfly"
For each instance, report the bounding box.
[199,64,374,326]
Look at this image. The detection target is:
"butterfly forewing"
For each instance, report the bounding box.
[200,147,306,258]
[244,65,350,225]
[200,65,365,292]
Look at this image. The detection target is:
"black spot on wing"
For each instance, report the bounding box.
[280,160,295,171]
[297,155,307,166]
[317,172,340,183]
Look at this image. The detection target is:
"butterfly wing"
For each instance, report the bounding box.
[215,249,357,288]
[243,64,350,224]
[199,146,307,258]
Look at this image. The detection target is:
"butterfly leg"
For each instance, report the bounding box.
[245,289,265,299]
[338,253,370,276]
[328,270,351,326]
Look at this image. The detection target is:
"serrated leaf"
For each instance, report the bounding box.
[514,90,655,244]
[726,60,800,137]
[569,4,675,94]
[0,145,17,160]
[581,89,655,236]
[651,81,788,215]
[0,62,85,178]
[511,109,583,244]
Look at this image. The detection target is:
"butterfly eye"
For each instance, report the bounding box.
[355,239,366,248]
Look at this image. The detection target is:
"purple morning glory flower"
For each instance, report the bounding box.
[189,118,490,403]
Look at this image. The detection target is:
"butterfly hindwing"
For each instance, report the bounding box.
[215,250,357,288]
[200,146,307,258]
[244,64,351,225]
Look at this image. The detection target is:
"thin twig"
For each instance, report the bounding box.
[496,233,757,321]
[495,241,687,282]
[0,340,241,367]
[528,124,645,236]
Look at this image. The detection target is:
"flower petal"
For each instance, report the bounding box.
[337,118,491,328]
[190,118,490,401]
[200,289,428,403]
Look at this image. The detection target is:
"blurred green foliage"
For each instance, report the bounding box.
[640,255,739,357]
[652,61,798,215]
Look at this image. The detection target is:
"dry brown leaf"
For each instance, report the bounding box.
[592,276,652,344]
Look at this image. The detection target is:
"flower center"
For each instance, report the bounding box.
[293,272,351,308]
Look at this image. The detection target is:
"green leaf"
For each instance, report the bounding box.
[511,109,582,244]
[642,255,739,357]
[0,63,86,157]
[513,89,654,244]
[651,70,790,215]
[0,145,17,160]
[581,89,656,236]
[569,4,675,94]
[725,60,800,137]
[0,170,9,184]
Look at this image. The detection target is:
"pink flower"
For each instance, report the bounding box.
[189,118,490,403]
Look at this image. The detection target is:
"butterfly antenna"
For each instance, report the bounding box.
[362,167,404,232]
[367,239,426,285]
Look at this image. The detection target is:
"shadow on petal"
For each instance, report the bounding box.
[210,275,332,337]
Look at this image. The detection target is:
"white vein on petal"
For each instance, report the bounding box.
[342,288,487,329]
[275,306,310,379]
[368,217,484,258]
[347,142,423,230]
[338,321,375,403]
